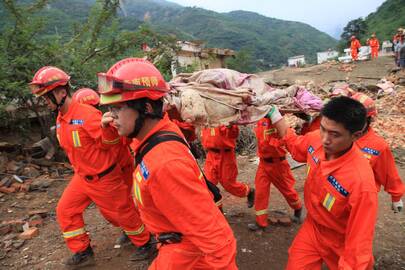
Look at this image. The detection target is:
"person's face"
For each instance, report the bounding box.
[110,103,138,136]
[320,117,360,158]
[42,89,65,111]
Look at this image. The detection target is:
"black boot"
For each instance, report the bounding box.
[247,223,266,232]
[115,231,130,246]
[130,236,157,262]
[64,246,95,268]
[247,188,255,208]
[292,207,303,224]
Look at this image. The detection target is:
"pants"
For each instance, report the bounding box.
[286,218,373,270]
[254,159,302,227]
[56,165,149,253]
[204,150,249,198]
[370,48,378,59]
[149,238,238,270]
[351,50,358,61]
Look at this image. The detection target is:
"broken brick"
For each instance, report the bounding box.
[0,186,17,194]
[278,216,292,226]
[18,227,39,240]
[28,215,44,227]
[2,219,25,233]
[28,209,48,218]
[28,219,43,228]
[268,216,278,225]
[0,224,12,235]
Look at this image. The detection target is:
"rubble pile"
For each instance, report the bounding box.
[373,87,405,149]
[0,143,72,256]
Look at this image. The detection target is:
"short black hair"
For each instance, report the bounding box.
[127,98,163,119]
[321,96,366,134]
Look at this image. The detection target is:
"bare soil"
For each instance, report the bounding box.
[1,155,404,270]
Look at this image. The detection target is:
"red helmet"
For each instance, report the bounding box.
[97,58,169,105]
[73,88,100,106]
[29,66,70,96]
[351,93,377,117]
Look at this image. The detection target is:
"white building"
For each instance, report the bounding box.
[381,40,393,54]
[287,55,305,67]
[317,50,339,64]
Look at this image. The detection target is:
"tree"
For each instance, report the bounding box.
[225,48,257,73]
[341,18,368,44]
[0,0,178,139]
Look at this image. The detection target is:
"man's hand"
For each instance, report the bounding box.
[265,105,283,124]
[101,111,115,129]
[392,199,403,213]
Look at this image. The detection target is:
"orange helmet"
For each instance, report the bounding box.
[97,58,169,105]
[73,88,100,106]
[351,93,377,117]
[30,66,70,96]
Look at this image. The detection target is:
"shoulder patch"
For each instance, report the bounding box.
[140,161,149,180]
[307,145,319,164]
[327,175,349,197]
[70,119,84,125]
[361,147,380,156]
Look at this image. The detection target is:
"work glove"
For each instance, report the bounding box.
[392,199,403,213]
[265,105,283,124]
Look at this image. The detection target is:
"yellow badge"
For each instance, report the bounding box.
[322,193,336,211]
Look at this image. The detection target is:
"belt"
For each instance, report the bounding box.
[262,156,286,163]
[208,148,232,153]
[85,163,116,181]
[151,232,182,245]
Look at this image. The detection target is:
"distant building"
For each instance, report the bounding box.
[381,40,393,54]
[317,49,339,64]
[173,41,235,74]
[287,55,305,67]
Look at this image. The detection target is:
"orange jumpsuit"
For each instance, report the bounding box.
[131,116,237,270]
[368,38,380,59]
[55,101,149,253]
[201,126,250,198]
[283,129,378,270]
[351,39,361,61]
[300,115,321,135]
[171,119,197,143]
[253,119,302,227]
[356,127,405,202]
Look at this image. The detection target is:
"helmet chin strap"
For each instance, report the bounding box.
[126,100,164,139]
[47,92,67,113]
[128,113,145,138]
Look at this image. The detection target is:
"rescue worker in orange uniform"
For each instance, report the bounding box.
[29,67,152,267]
[247,118,303,231]
[97,58,238,269]
[393,28,404,45]
[367,33,380,59]
[350,35,361,61]
[201,125,255,208]
[351,93,404,212]
[73,87,146,245]
[267,97,378,270]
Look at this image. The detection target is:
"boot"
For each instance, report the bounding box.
[247,188,255,208]
[292,207,303,224]
[64,246,95,268]
[247,223,266,232]
[115,231,130,246]
[130,236,157,262]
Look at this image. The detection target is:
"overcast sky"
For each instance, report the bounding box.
[169,0,386,38]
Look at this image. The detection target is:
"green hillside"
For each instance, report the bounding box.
[117,0,338,67]
[0,0,338,69]
[365,0,405,40]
